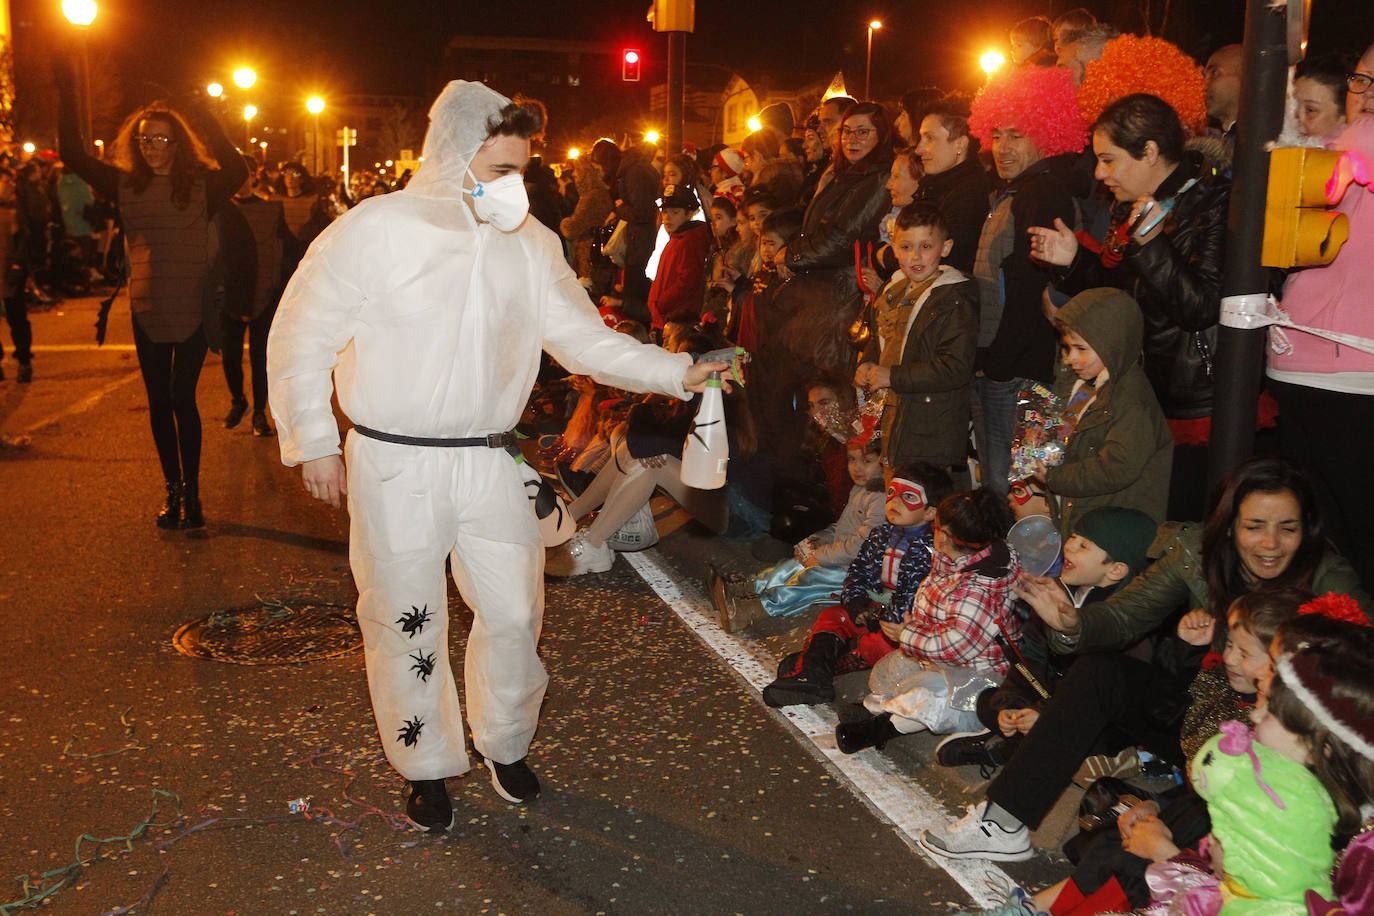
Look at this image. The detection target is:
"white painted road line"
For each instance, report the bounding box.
[18,371,142,435]
[624,548,1007,909]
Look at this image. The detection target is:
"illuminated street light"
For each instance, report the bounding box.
[249,136,258,145]
[62,0,97,26]
[980,51,1007,74]
[207,82,223,98]
[866,20,883,99]
[243,104,257,121]
[644,130,660,145]
[746,116,763,132]
[306,96,325,115]
[568,147,580,160]
[232,68,257,89]
[22,142,34,154]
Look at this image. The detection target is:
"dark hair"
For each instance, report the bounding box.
[274,160,317,196]
[890,462,956,510]
[760,206,803,244]
[1228,585,1313,648]
[739,185,780,213]
[936,488,1014,551]
[1294,52,1354,115]
[709,195,737,217]
[1266,642,1374,843]
[741,128,782,161]
[834,101,895,176]
[486,95,546,141]
[893,147,922,183]
[1202,456,1325,621]
[1052,8,1097,44]
[1092,93,1186,165]
[804,370,857,410]
[590,137,621,180]
[893,200,950,238]
[923,93,979,156]
[683,326,758,459]
[110,103,218,208]
[899,87,944,126]
[665,152,702,186]
[783,137,805,160]
[821,96,857,117]
[613,318,650,343]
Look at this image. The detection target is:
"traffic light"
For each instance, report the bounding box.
[622,49,641,82]
[1262,147,1350,268]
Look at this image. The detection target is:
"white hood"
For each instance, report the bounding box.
[404,80,512,200]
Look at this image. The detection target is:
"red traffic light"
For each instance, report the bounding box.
[622,49,641,81]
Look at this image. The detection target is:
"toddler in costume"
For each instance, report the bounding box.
[711,422,886,635]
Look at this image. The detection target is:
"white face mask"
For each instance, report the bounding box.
[464,169,529,231]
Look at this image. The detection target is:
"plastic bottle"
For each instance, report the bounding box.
[681,347,747,490]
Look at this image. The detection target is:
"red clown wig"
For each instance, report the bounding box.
[968,65,1087,158]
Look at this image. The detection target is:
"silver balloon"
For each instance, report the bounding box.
[1007,515,1062,576]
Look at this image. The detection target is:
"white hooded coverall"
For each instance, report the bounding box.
[266,81,692,780]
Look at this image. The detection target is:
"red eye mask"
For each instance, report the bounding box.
[886,478,928,510]
[1009,480,1046,506]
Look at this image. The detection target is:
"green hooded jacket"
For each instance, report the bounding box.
[1046,288,1174,538]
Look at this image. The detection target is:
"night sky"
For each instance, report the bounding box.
[12,0,1371,140]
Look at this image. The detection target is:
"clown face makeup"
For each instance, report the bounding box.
[886,478,930,526]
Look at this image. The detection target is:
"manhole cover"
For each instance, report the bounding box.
[173,602,362,665]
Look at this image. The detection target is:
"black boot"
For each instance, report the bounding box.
[763,631,846,707]
[156,480,183,529]
[180,482,205,529]
[836,712,902,754]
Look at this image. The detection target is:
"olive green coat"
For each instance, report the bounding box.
[1045,288,1174,538]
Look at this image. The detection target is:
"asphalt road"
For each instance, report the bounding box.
[0,295,1000,915]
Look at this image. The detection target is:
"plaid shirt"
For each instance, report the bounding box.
[899,540,1023,673]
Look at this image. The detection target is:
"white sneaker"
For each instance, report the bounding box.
[544,532,615,577]
[919,803,1032,862]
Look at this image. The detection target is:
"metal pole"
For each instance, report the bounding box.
[80,31,92,145]
[667,31,685,155]
[865,28,872,100]
[1207,0,1289,492]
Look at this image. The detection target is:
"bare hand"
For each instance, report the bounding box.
[683,360,733,393]
[801,554,819,569]
[301,455,347,508]
[1176,609,1215,647]
[879,619,904,643]
[1027,218,1078,266]
[1117,800,1162,842]
[1014,574,1080,635]
[1121,815,1179,863]
[859,266,881,296]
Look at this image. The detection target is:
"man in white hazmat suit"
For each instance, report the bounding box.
[266,81,724,832]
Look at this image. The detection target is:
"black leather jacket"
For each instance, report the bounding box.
[1052,152,1229,420]
[912,155,993,275]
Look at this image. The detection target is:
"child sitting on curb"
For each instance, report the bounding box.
[709,426,886,635]
[835,488,1023,753]
[761,462,955,708]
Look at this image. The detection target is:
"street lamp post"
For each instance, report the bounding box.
[62,0,97,146]
[865,20,882,100]
[306,97,325,174]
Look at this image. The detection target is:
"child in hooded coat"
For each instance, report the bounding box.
[1044,287,1173,538]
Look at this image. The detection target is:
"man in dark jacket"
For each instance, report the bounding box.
[912,96,992,274]
[966,66,1083,496]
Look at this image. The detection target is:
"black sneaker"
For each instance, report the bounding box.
[224,399,249,429]
[405,778,454,833]
[488,757,540,803]
[934,729,1008,774]
[251,411,275,437]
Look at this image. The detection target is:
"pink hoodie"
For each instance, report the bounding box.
[1269,117,1374,377]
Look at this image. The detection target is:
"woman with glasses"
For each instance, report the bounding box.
[1267,40,1374,595]
[755,102,894,492]
[57,66,249,529]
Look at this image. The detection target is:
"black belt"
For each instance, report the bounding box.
[354,425,517,449]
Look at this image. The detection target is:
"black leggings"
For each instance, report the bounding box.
[132,318,208,487]
[221,303,275,411]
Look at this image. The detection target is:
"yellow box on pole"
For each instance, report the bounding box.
[652,0,694,32]
[1262,146,1350,268]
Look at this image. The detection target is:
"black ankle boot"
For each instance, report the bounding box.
[180,482,204,529]
[157,480,183,529]
[762,631,846,707]
[836,713,901,754]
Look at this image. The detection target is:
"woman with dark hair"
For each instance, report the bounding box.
[57,67,249,529]
[741,128,802,206]
[1029,92,1230,522]
[1291,52,1350,142]
[756,102,894,492]
[921,455,1369,864]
